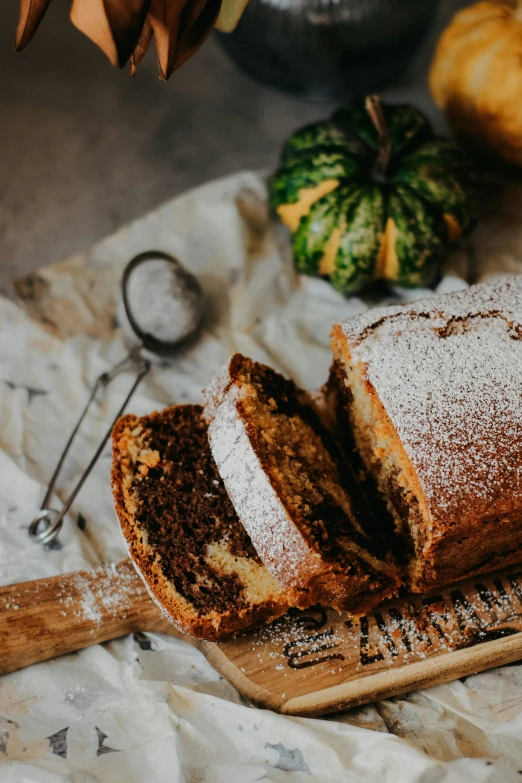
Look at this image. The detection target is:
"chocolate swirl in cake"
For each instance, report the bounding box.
[111,405,289,640]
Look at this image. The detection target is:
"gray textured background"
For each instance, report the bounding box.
[0,0,463,293]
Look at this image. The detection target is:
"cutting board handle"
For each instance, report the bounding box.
[0,559,173,676]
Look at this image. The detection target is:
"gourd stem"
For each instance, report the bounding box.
[365,95,392,175]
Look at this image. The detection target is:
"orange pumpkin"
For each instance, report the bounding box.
[430,1,522,167]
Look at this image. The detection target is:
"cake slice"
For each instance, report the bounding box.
[111,404,289,640]
[330,276,522,593]
[203,353,402,614]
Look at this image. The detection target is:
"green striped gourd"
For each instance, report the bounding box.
[269,96,477,295]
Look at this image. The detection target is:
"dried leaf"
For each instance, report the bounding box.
[130,16,153,76]
[175,0,221,71]
[71,0,149,68]
[15,0,53,51]
[70,0,119,66]
[17,0,218,79]
[103,0,150,67]
[148,0,191,80]
[178,0,207,35]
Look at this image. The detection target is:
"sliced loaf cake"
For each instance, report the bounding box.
[330,276,522,592]
[203,354,402,614]
[111,404,289,640]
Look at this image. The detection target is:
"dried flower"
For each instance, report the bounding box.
[15,0,245,80]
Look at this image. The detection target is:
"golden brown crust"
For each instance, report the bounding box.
[411,514,522,593]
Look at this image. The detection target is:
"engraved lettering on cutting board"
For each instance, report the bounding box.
[284,630,345,669]
[279,571,522,672]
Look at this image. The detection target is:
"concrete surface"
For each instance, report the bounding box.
[0,0,464,293]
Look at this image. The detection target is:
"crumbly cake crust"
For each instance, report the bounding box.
[203,354,402,613]
[111,404,289,640]
[332,276,522,591]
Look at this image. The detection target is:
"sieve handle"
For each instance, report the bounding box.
[29,352,150,545]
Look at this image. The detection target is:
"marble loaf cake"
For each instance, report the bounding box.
[203,353,402,614]
[111,405,289,639]
[330,276,522,593]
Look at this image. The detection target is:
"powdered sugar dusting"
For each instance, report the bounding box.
[337,276,522,526]
[123,258,203,345]
[339,276,522,346]
[206,378,314,586]
[202,359,234,423]
[232,571,522,697]
[0,562,148,636]
[72,562,147,627]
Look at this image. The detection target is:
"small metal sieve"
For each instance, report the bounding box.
[28,251,205,545]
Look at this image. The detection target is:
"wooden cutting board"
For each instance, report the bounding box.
[2,559,522,717]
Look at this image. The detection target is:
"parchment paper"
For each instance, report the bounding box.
[2,170,522,782]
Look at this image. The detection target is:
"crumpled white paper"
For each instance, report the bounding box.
[2,170,522,782]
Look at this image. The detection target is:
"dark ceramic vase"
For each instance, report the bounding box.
[216,0,439,100]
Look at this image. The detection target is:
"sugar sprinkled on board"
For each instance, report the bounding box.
[70,562,146,627]
[0,563,147,631]
[231,572,522,683]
